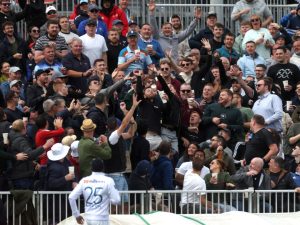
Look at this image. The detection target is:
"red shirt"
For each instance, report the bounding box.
[35,128,64,165]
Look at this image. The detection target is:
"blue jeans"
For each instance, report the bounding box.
[106,174,128,202]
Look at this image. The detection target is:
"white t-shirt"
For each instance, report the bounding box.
[181,169,206,205]
[177,161,210,179]
[59,31,79,45]
[68,172,120,221]
[80,34,108,65]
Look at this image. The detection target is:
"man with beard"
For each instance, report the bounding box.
[267,46,300,101]
[0,21,26,71]
[202,89,243,142]
[203,135,236,175]
[138,23,164,66]
[106,28,124,73]
[171,14,191,59]
[156,58,181,94]
[290,40,300,68]
[34,20,68,63]
[200,23,224,56]
[26,69,50,113]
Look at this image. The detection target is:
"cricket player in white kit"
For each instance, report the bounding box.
[69,158,121,225]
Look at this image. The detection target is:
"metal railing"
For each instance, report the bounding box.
[0,189,299,225]
[15,1,298,40]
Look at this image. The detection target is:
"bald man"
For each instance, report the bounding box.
[231,157,270,189]
[231,157,272,211]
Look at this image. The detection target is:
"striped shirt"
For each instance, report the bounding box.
[35,34,68,52]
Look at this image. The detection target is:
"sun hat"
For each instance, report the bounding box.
[47,143,70,161]
[81,119,97,131]
[61,135,77,146]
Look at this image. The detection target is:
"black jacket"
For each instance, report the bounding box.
[0,36,27,71]
[26,84,46,114]
[190,54,212,98]
[87,106,107,137]
[18,0,46,28]
[136,76,163,135]
[46,159,73,191]
[8,129,44,180]
[0,8,28,39]
[157,75,181,131]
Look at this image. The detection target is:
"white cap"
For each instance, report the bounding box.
[70,140,79,158]
[46,6,57,14]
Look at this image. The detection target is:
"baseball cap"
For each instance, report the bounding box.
[80,0,88,4]
[86,18,97,26]
[112,20,124,26]
[207,11,217,18]
[88,4,99,11]
[9,80,22,88]
[35,68,51,77]
[51,70,67,81]
[87,75,101,85]
[274,33,286,42]
[127,30,138,38]
[9,66,21,73]
[129,20,137,26]
[46,6,57,14]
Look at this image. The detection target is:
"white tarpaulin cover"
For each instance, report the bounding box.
[58,211,300,225]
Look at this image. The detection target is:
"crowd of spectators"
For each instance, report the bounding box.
[0,0,300,219]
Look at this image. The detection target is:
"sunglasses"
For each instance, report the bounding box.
[2,3,10,6]
[47,10,57,15]
[181,63,190,67]
[90,10,99,13]
[180,89,191,93]
[256,84,264,87]
[251,18,260,22]
[32,29,40,33]
[160,67,169,71]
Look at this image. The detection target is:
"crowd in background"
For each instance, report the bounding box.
[0,0,300,219]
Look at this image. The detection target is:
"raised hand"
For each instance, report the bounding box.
[194,7,202,20]
[201,38,211,50]
[148,0,156,12]
[132,94,142,107]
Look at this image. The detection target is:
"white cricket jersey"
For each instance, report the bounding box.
[69,172,121,221]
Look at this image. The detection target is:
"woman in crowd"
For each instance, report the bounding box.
[176,142,199,168]
[0,62,10,83]
[204,159,236,212]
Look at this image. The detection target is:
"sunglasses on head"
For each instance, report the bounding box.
[47,10,57,15]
